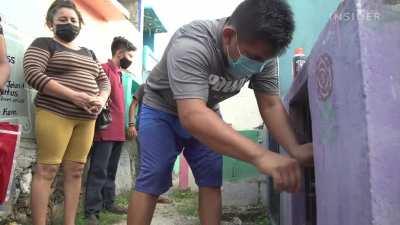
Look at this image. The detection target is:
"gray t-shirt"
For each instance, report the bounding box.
[144,18,279,114]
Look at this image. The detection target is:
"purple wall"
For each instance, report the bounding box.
[359,1,400,224]
[309,1,372,224]
[305,0,400,225]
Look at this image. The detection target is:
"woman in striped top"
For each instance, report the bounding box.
[23,1,110,225]
[0,16,10,90]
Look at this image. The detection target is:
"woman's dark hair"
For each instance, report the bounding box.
[228,0,295,56]
[46,0,84,27]
[111,36,136,56]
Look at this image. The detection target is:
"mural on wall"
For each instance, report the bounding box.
[0,22,34,138]
[316,54,334,101]
[314,53,337,167]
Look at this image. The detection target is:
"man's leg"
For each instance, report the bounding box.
[84,142,113,217]
[127,191,158,225]
[103,141,125,212]
[127,105,182,225]
[199,187,222,225]
[184,138,223,225]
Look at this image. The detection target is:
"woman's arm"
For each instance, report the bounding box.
[95,64,111,99]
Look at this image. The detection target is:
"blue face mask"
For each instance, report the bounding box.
[227,39,267,78]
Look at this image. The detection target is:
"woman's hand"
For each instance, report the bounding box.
[90,96,108,108]
[69,91,96,114]
[87,96,108,115]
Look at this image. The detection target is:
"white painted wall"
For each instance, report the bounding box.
[219,83,263,130]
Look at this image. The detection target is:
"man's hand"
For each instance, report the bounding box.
[127,126,138,139]
[254,151,302,193]
[290,143,314,167]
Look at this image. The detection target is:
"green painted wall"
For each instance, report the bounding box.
[222,130,263,182]
[279,0,341,95]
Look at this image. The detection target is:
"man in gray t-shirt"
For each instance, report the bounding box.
[128,1,313,224]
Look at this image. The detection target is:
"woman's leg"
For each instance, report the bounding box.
[62,118,96,224]
[31,163,59,225]
[32,108,75,225]
[63,161,85,225]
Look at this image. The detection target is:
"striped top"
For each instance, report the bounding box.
[23,37,110,119]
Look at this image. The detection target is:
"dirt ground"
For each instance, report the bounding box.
[114,189,269,225]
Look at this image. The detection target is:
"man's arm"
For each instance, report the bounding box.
[177,98,302,192]
[129,98,139,125]
[0,35,10,90]
[127,84,145,138]
[255,92,313,166]
[126,98,139,138]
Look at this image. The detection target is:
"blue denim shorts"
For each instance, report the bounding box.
[135,105,222,196]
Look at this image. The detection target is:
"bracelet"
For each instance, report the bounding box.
[128,122,135,127]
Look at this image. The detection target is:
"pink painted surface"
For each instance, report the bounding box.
[178,154,189,190]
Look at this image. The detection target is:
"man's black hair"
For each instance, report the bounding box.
[228,0,295,56]
[111,36,136,56]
